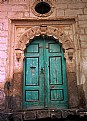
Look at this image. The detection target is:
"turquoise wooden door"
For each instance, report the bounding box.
[23,36,68,109]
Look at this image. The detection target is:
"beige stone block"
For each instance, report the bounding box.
[3,20,8,31]
[24,12,30,18]
[78,15,87,20]
[0,19,8,28]
[68,3,85,9]
[81,42,87,48]
[55,3,67,9]
[82,49,87,57]
[0,44,7,51]
[0,0,2,2]
[0,74,5,83]
[0,23,3,30]
[9,0,29,4]
[56,0,72,3]
[85,28,87,34]
[65,9,83,16]
[12,5,29,12]
[56,9,64,16]
[0,12,7,19]
[3,23,8,31]
[0,37,8,43]
[0,51,7,58]
[0,59,6,67]
[8,12,23,19]
[0,19,8,23]
[0,19,8,31]
[79,28,85,34]
[80,35,87,41]
[0,5,12,12]
[0,30,8,37]
[79,20,87,27]
[82,0,87,2]
[84,8,87,14]
[0,67,6,73]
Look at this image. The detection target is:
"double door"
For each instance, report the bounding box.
[23,36,68,109]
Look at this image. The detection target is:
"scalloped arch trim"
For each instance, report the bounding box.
[16,26,74,51]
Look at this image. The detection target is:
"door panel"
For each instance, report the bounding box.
[25,57,39,85]
[23,36,68,109]
[50,89,64,101]
[23,39,45,109]
[49,56,63,84]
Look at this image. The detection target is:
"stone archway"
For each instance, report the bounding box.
[15,26,74,51]
[13,26,78,109]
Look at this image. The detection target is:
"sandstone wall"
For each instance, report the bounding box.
[0,0,87,109]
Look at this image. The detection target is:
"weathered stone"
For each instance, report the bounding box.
[8,12,23,18]
[12,113,23,121]
[80,35,87,41]
[55,3,67,9]
[82,49,87,57]
[78,84,86,108]
[0,44,7,50]
[56,9,64,16]
[0,12,7,19]
[81,42,87,48]
[79,20,87,27]
[79,28,85,34]
[0,30,8,37]
[67,72,79,108]
[0,37,8,43]
[65,9,83,16]
[23,111,36,120]
[0,89,5,109]
[50,110,62,119]
[68,3,85,9]
[78,15,87,20]
[37,110,50,119]
[84,8,87,14]
[0,51,7,58]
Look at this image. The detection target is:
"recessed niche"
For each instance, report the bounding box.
[32,1,53,17]
[35,2,51,14]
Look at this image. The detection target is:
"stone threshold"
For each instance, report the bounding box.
[0,108,87,120]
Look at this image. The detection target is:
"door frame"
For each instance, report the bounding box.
[8,21,79,110]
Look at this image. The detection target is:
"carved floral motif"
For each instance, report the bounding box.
[15,26,74,61]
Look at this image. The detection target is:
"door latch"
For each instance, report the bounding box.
[41,67,44,74]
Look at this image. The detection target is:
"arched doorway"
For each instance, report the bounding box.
[23,35,68,109]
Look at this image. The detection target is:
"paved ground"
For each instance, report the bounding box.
[1,113,87,121]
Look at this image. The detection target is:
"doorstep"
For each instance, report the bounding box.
[0,108,87,120]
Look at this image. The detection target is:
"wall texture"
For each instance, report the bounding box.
[0,0,87,109]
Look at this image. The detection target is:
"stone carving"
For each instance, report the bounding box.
[31,0,54,17]
[15,26,74,60]
[68,52,73,61]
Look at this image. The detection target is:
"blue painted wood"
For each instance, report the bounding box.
[23,36,68,109]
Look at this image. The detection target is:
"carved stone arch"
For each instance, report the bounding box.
[15,26,74,62]
[16,26,74,51]
[14,26,78,109]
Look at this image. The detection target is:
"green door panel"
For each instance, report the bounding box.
[23,36,68,109]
